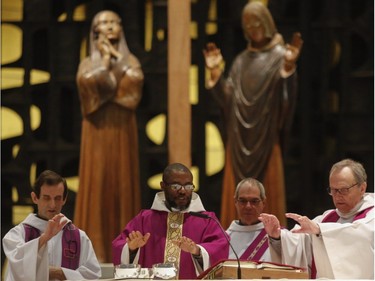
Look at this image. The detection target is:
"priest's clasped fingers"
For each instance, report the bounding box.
[173,236,200,255]
[286,213,320,235]
[126,231,151,251]
[258,213,281,239]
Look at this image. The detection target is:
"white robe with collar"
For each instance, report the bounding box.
[269,193,374,279]
[2,213,101,281]
[226,221,271,261]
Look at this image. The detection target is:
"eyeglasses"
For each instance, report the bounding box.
[327,183,358,196]
[166,183,195,191]
[236,198,262,207]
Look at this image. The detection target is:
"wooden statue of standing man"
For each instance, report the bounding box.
[75,10,144,262]
[203,1,303,228]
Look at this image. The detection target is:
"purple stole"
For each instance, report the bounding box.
[311,206,374,279]
[321,206,374,223]
[240,229,269,261]
[24,222,81,270]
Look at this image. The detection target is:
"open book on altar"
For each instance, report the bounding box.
[198,259,309,279]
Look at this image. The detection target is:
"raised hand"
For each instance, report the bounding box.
[203,42,224,88]
[258,213,281,239]
[285,213,320,235]
[126,231,151,251]
[203,43,223,70]
[39,213,67,249]
[173,236,200,255]
[45,214,67,238]
[283,32,303,72]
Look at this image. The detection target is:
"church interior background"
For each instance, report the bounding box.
[1,0,373,273]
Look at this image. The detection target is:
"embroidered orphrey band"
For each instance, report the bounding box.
[164,212,184,273]
[247,235,268,260]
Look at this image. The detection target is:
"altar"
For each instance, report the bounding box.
[96,260,309,280]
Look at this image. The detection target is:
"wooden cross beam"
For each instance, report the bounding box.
[167,0,191,167]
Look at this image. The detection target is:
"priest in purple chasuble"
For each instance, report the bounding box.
[112,163,229,279]
[226,178,271,261]
[259,159,374,279]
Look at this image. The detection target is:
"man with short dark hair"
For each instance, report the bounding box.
[2,170,101,281]
[112,163,229,279]
[259,159,374,279]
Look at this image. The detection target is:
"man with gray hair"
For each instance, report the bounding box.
[226,178,271,261]
[259,158,374,279]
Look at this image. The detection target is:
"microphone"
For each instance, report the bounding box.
[189,211,241,279]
